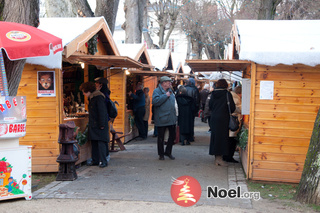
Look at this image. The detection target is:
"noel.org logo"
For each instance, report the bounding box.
[170,175,202,207]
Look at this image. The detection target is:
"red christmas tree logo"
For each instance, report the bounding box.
[170,175,201,207]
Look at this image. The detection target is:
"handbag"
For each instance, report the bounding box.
[227,92,240,131]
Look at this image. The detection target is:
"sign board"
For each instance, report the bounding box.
[260,81,274,100]
[0,96,26,138]
[37,71,56,97]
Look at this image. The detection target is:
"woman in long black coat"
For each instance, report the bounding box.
[176,86,195,145]
[209,79,235,166]
[80,82,109,168]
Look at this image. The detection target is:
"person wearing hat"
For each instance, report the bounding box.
[184,77,200,142]
[128,82,146,140]
[80,82,109,168]
[95,77,111,96]
[152,76,177,160]
[94,77,111,162]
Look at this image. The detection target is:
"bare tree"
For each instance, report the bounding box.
[95,0,120,34]
[1,0,40,96]
[276,0,320,20]
[181,0,236,59]
[45,0,93,17]
[149,0,181,49]
[142,3,154,49]
[258,0,282,19]
[296,109,320,204]
[45,0,76,17]
[45,0,119,34]
[123,0,146,43]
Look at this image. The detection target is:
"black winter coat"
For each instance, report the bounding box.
[199,89,209,107]
[176,94,195,134]
[185,84,200,116]
[88,90,109,142]
[209,89,235,155]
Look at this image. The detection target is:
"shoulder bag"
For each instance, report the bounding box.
[226,92,240,131]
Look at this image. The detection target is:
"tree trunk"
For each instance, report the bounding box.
[191,39,202,60]
[142,3,153,49]
[296,108,320,204]
[186,36,192,60]
[45,0,75,17]
[124,0,146,43]
[161,11,178,49]
[1,0,39,96]
[95,0,120,34]
[258,0,282,20]
[70,0,94,17]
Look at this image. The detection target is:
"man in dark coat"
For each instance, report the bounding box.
[80,82,109,168]
[209,79,235,167]
[199,84,210,122]
[184,77,200,142]
[176,86,195,145]
[128,82,146,140]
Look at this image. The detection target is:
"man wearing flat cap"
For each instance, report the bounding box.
[152,76,177,160]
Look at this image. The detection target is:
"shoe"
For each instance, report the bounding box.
[159,156,165,160]
[186,141,190,145]
[99,162,108,168]
[87,162,99,166]
[135,137,146,141]
[214,155,228,167]
[225,158,239,163]
[164,153,175,160]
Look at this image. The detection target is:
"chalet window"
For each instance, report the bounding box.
[169,39,175,52]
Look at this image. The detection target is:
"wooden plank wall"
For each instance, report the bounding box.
[17,64,61,172]
[251,64,320,183]
[110,69,126,135]
[143,76,158,123]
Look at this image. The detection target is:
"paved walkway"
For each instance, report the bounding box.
[32,118,252,209]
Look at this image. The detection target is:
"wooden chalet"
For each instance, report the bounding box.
[18,17,146,172]
[110,43,163,141]
[187,20,320,183]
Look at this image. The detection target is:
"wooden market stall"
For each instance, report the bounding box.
[17,17,142,172]
[112,44,170,141]
[186,20,320,183]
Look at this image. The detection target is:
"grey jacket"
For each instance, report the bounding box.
[152,85,177,127]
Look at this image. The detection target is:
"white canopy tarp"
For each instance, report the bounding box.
[26,17,107,69]
[236,20,320,67]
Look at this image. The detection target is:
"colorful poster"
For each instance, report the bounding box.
[37,71,56,97]
[0,146,32,200]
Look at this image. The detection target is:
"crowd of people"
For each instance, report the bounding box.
[151,76,242,166]
[79,76,242,168]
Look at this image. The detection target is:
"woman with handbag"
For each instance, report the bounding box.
[223,86,242,163]
[209,79,235,167]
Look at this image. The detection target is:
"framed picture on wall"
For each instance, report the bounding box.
[37,71,56,97]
